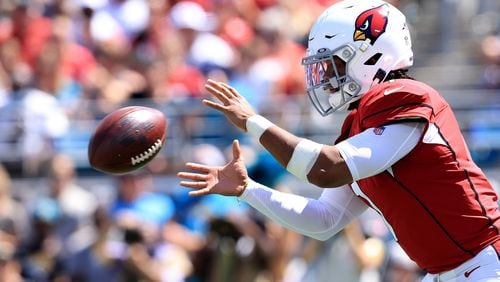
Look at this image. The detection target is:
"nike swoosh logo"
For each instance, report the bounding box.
[308,37,315,41]
[464,265,481,278]
[325,34,338,39]
[384,85,405,95]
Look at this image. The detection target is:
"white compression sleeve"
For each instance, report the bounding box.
[286,139,323,182]
[239,180,368,241]
[336,122,425,181]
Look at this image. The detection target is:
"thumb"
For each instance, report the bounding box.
[232,139,241,160]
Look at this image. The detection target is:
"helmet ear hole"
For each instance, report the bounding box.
[373,68,387,82]
[364,53,382,65]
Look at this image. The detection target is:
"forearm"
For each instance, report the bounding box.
[239,179,367,241]
[246,115,351,187]
[259,125,301,169]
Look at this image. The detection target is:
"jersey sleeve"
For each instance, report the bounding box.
[359,81,434,129]
[336,122,425,181]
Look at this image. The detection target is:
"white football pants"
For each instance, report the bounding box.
[422,245,500,282]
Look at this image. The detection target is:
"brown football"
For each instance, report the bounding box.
[88,106,167,174]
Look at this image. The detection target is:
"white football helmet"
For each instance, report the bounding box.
[302,0,413,116]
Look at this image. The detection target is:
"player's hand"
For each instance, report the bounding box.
[203,79,256,132]
[177,140,248,197]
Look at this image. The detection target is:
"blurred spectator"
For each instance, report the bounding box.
[142,221,194,282]
[170,1,236,75]
[111,170,194,282]
[89,0,150,48]
[68,204,194,282]
[110,169,175,227]
[19,197,67,281]
[0,162,31,249]
[479,33,500,88]
[2,4,52,67]
[44,15,96,111]
[0,250,23,282]
[46,154,99,256]
[383,241,423,282]
[18,154,98,280]
[19,85,70,176]
[0,38,71,176]
[65,206,124,282]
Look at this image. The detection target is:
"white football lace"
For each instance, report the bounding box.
[131,139,163,165]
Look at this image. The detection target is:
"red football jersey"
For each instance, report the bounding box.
[336,79,500,273]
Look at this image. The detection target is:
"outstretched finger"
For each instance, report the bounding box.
[206,79,226,90]
[217,82,237,98]
[207,80,236,99]
[205,84,230,104]
[221,82,241,98]
[232,139,242,160]
[185,162,211,173]
[202,99,228,112]
[189,188,211,197]
[179,181,208,189]
[177,172,208,181]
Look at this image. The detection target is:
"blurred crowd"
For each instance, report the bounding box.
[0,0,323,177]
[0,0,498,176]
[0,0,498,281]
[0,146,426,282]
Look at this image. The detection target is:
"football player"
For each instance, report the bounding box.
[178,1,500,281]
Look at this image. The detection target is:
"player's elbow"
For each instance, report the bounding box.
[307,175,337,188]
[307,148,353,188]
[307,169,349,188]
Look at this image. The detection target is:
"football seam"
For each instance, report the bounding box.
[130,139,163,166]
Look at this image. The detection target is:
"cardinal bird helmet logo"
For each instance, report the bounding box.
[354,4,389,45]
